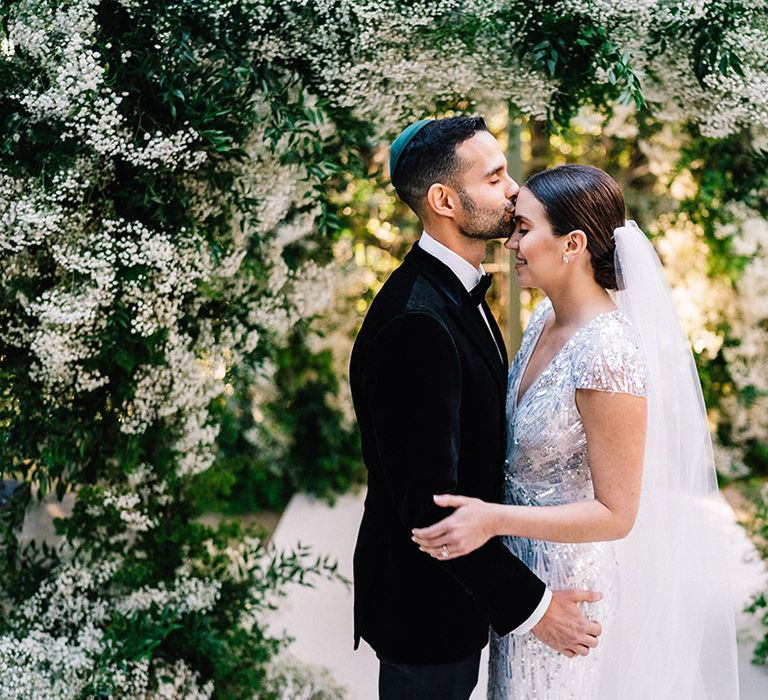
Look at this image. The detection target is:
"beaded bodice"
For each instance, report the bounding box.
[504,297,648,508]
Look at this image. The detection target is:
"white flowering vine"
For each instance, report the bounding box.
[1,0,767,696]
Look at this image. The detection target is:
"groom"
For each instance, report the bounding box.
[349,116,603,699]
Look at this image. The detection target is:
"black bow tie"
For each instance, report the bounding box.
[469,274,493,305]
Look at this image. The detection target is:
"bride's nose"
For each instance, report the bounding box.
[504,233,518,250]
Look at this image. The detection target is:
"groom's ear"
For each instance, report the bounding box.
[425,182,459,219]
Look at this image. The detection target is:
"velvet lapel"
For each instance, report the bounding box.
[404,244,507,396]
[482,298,509,370]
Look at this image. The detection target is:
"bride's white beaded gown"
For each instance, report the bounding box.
[488,297,647,699]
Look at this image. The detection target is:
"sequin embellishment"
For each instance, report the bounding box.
[489,298,647,699]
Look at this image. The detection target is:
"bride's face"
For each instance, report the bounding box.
[504,187,566,289]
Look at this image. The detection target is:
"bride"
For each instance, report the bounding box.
[411,165,739,699]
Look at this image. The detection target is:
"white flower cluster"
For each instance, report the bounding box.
[110,217,213,338]
[231,131,340,344]
[0,556,123,699]
[0,170,72,254]
[89,488,158,534]
[0,159,110,392]
[0,631,97,700]
[117,574,221,616]
[244,1,768,140]
[5,535,239,690]
[717,203,768,450]
[117,327,227,477]
[0,551,225,698]
[243,256,336,342]
[271,0,558,132]
[654,213,734,360]
[146,659,214,700]
[554,0,718,30]
[240,124,315,235]
[27,283,113,393]
[653,196,768,477]
[10,0,207,171]
[606,6,768,138]
[23,554,120,629]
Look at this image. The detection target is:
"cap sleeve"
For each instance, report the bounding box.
[573,317,648,398]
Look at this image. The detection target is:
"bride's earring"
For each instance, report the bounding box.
[562,253,570,263]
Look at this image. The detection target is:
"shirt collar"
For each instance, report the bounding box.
[418,231,484,292]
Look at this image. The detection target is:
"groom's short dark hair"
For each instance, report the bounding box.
[392,116,489,217]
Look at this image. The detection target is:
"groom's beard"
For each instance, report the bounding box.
[457,189,515,240]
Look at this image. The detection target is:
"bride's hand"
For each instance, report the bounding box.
[411,494,496,559]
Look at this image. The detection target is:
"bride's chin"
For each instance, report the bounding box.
[514,273,540,292]
[514,269,533,287]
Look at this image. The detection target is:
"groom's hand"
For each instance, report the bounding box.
[532,589,602,657]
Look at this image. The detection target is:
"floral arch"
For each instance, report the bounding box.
[0,0,766,695]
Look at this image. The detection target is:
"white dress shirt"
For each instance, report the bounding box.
[418,231,552,635]
[418,232,503,361]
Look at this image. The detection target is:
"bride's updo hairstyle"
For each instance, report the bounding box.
[523,165,625,290]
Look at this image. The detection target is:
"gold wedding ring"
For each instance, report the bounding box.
[441,545,450,559]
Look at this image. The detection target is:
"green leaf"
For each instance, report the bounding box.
[546,57,557,75]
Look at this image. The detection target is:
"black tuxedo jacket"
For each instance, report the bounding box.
[350,243,546,665]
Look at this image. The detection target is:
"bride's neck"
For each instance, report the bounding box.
[545,279,616,330]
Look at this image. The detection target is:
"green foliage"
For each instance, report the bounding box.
[652,1,749,84]
[192,328,364,514]
[517,13,645,128]
[0,0,366,693]
[271,335,363,500]
[746,488,768,663]
[675,131,768,474]
[678,130,768,250]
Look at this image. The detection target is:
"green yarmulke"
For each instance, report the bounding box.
[389,118,433,181]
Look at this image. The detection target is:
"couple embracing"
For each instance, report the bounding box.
[349,116,738,699]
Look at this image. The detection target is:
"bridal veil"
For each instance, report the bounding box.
[599,221,739,698]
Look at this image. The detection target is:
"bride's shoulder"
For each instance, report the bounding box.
[593,309,641,345]
[579,310,644,359]
[572,311,648,396]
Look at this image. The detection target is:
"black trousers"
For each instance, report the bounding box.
[378,650,481,700]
